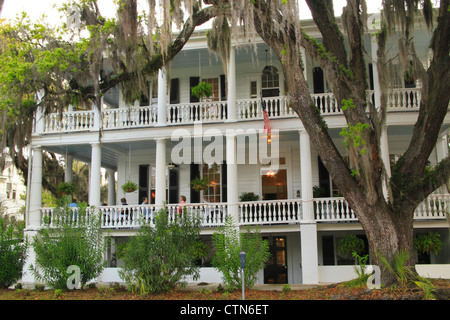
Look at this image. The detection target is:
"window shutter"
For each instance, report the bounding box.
[189,77,200,103]
[170,78,180,104]
[220,74,226,101]
[221,161,227,202]
[190,163,200,203]
[168,166,179,204]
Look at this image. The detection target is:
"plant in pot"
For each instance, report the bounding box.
[121,181,139,193]
[57,182,77,196]
[337,234,365,264]
[239,192,260,202]
[239,192,260,221]
[191,81,212,101]
[414,232,443,256]
[189,177,210,192]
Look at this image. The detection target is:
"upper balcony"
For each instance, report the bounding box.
[34,87,422,135]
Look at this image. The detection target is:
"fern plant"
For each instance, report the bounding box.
[212,216,270,290]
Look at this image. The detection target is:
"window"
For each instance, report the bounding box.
[202,163,221,203]
[250,81,258,98]
[261,66,279,89]
[202,78,220,101]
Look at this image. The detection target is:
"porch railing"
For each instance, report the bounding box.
[43,110,94,133]
[167,101,228,124]
[39,193,448,229]
[37,88,426,134]
[238,199,303,225]
[103,106,158,129]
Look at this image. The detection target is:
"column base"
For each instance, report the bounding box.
[300,222,319,284]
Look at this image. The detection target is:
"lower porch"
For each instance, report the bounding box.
[39,194,449,229]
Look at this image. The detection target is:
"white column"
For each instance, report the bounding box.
[22,146,43,286]
[370,29,382,110]
[299,130,314,222]
[89,143,102,207]
[226,132,239,224]
[91,98,102,131]
[300,223,319,284]
[34,90,45,134]
[299,129,319,284]
[157,68,167,126]
[155,138,167,208]
[107,169,116,206]
[28,146,43,229]
[64,154,73,183]
[436,131,449,162]
[227,46,236,122]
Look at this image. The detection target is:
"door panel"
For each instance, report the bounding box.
[264,236,287,284]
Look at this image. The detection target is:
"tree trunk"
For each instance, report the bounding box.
[350,196,416,285]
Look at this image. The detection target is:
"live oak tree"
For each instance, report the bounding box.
[0,0,218,196]
[211,0,448,285]
[1,0,448,286]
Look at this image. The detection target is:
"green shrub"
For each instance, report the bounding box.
[118,207,205,294]
[0,216,27,288]
[212,216,270,291]
[30,196,106,289]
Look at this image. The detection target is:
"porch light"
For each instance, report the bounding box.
[266,170,276,177]
[167,162,176,170]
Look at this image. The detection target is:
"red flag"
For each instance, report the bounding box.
[262,97,272,143]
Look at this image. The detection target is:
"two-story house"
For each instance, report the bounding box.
[22,13,450,286]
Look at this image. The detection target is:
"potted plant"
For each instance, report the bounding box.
[121,181,139,193]
[189,177,210,192]
[191,81,212,101]
[337,234,365,265]
[57,182,77,196]
[414,232,443,256]
[239,192,260,202]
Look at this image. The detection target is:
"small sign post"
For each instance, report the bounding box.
[239,251,246,300]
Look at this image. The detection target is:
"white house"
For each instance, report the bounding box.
[22,14,450,286]
[0,155,26,221]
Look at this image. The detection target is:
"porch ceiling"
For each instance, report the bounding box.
[44,143,119,171]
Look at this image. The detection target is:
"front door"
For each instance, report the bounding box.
[264,236,288,284]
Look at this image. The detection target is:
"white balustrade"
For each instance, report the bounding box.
[166,202,228,227]
[37,88,426,134]
[313,197,358,222]
[238,199,302,225]
[43,111,94,133]
[387,88,421,110]
[167,101,227,124]
[103,106,158,129]
[414,194,449,220]
[39,193,447,229]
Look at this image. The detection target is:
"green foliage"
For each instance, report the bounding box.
[189,177,210,192]
[341,98,356,111]
[191,81,213,100]
[0,215,27,288]
[121,180,139,193]
[337,234,365,257]
[377,249,435,298]
[339,122,370,155]
[118,207,205,294]
[239,192,260,202]
[57,182,77,196]
[212,216,270,290]
[414,232,443,255]
[350,252,370,287]
[30,196,105,289]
